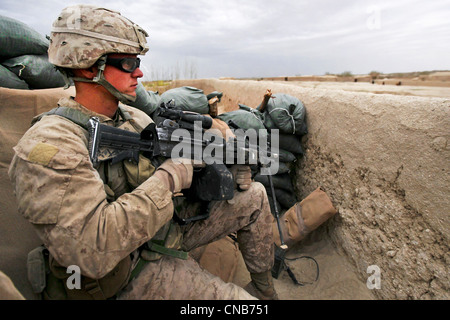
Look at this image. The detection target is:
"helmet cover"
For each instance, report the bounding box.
[48,4,149,69]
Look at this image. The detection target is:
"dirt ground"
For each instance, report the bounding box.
[231,227,377,300]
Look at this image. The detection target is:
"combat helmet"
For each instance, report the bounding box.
[48,4,149,103]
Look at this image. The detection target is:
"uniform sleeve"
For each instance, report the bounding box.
[8,116,173,279]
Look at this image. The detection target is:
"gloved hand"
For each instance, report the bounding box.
[230,165,252,191]
[154,158,193,193]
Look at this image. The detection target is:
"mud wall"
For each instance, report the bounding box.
[171,79,450,300]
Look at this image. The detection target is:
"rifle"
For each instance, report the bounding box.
[87,101,287,242]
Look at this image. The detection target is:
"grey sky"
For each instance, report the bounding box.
[1,0,449,80]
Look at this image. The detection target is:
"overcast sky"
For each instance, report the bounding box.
[1,0,449,80]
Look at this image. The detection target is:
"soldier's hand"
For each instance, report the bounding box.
[204,115,236,141]
[154,158,194,193]
[230,165,252,191]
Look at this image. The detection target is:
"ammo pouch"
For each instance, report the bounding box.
[273,186,337,247]
[27,245,49,295]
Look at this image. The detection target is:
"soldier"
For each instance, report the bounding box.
[8,5,277,300]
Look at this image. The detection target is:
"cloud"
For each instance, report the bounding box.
[1,0,449,79]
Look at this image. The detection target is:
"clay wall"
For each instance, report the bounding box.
[172,78,450,299]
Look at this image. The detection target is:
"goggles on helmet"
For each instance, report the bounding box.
[106,57,141,73]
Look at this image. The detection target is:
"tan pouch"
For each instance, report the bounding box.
[300,186,337,231]
[273,186,337,247]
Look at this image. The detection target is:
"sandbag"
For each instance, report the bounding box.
[160,86,209,113]
[254,172,294,192]
[266,187,298,210]
[278,149,297,163]
[0,64,29,89]
[259,93,306,135]
[218,104,266,131]
[276,162,292,174]
[0,15,49,60]
[145,91,161,114]
[125,82,160,117]
[2,55,65,89]
[277,133,304,155]
[206,91,223,101]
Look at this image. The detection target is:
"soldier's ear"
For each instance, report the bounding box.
[73,67,98,80]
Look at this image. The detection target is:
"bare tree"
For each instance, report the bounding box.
[146,58,198,81]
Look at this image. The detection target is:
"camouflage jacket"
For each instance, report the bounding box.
[8,97,173,279]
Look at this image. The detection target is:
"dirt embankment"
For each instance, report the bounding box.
[1,80,448,300]
[171,79,450,300]
[238,71,450,90]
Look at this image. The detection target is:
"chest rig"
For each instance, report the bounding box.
[36,105,151,198]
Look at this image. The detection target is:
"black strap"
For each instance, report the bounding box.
[284,255,320,286]
[172,201,212,225]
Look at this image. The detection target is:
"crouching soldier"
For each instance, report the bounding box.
[8,4,277,300]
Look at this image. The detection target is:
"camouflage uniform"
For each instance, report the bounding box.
[8,4,274,300]
[9,97,272,299]
[120,181,273,300]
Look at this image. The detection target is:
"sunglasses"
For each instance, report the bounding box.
[105,57,141,73]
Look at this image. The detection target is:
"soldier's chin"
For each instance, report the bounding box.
[126,88,137,97]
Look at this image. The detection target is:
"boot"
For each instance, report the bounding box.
[244,271,279,300]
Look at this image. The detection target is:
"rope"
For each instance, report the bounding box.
[268,108,296,134]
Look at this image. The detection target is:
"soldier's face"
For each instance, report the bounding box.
[103,53,143,97]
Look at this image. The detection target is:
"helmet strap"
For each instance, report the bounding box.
[71,55,137,104]
[57,68,73,90]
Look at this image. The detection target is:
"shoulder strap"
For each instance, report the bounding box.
[118,105,133,122]
[32,107,91,130]
[34,105,138,132]
[118,104,143,132]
